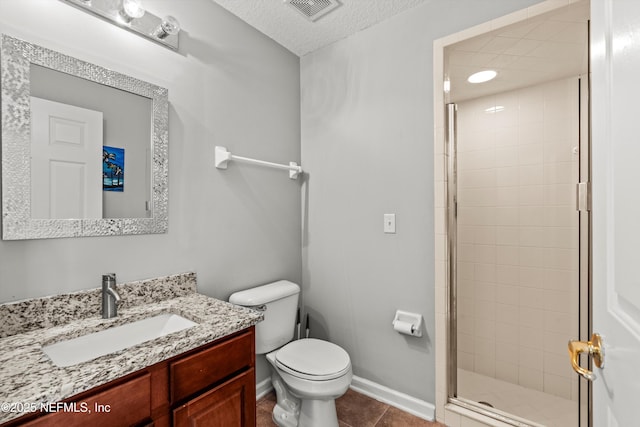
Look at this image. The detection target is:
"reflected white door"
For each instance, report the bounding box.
[30,97,103,219]
[590,0,640,425]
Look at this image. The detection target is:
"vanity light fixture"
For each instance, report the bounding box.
[60,0,180,50]
[467,70,497,84]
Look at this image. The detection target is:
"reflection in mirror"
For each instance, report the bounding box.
[1,34,168,239]
[30,65,152,219]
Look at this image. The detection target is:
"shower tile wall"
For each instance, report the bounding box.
[456,77,580,401]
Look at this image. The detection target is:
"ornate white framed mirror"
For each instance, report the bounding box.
[1,34,168,239]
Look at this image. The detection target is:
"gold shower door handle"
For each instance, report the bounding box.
[568,333,604,381]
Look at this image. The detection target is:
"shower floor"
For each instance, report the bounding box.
[457,369,578,427]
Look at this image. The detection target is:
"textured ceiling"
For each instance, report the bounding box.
[212,0,428,56]
[446,0,589,102]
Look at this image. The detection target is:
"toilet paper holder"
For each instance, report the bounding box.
[392,310,423,337]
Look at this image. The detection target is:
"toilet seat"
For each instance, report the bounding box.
[275,338,351,381]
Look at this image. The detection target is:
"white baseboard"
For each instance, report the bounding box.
[255,375,435,421]
[350,375,435,421]
[256,377,274,400]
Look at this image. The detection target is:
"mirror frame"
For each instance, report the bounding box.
[1,34,168,240]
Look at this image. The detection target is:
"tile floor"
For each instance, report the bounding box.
[257,389,445,427]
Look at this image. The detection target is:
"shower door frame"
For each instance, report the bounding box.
[445,87,591,426]
[432,1,592,425]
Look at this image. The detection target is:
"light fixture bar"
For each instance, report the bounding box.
[60,0,179,51]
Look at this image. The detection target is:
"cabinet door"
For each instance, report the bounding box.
[173,369,255,427]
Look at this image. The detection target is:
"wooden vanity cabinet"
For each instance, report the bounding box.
[7,327,256,427]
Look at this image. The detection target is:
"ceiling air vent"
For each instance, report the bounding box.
[285,0,342,22]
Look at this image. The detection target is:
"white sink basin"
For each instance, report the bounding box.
[42,313,198,367]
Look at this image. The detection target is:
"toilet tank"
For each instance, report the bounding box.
[229,280,300,354]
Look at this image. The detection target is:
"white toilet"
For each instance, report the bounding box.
[229,280,352,427]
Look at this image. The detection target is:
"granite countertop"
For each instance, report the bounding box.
[0,272,262,424]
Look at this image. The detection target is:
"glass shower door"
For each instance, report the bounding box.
[448,74,586,426]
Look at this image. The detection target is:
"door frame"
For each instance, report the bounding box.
[432,1,591,425]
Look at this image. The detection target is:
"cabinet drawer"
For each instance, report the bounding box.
[173,369,255,427]
[170,331,253,403]
[23,373,151,427]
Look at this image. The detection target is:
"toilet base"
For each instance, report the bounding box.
[298,399,339,427]
[273,402,299,427]
[271,371,300,427]
[269,365,342,427]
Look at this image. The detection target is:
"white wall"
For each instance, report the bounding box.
[300,0,544,406]
[456,77,580,400]
[0,0,301,382]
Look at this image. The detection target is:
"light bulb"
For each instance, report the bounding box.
[155,15,180,39]
[119,0,145,23]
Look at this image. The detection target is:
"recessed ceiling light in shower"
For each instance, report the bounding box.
[468,70,497,84]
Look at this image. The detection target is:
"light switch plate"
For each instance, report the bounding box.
[384,214,396,234]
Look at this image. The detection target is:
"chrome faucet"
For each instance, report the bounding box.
[102,273,121,319]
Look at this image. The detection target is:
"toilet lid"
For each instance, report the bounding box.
[275,338,351,381]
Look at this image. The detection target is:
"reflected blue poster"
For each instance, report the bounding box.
[103,146,124,192]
